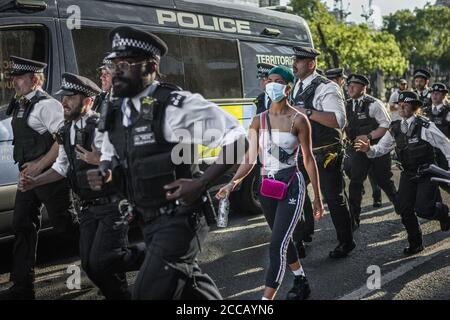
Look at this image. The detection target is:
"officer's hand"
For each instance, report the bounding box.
[21,159,44,177]
[354,139,370,153]
[164,179,206,206]
[87,169,108,191]
[313,197,324,221]
[18,174,37,192]
[76,143,101,166]
[355,135,369,143]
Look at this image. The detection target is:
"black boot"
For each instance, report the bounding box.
[436,203,450,232]
[329,240,356,259]
[403,244,424,255]
[0,285,35,300]
[286,275,311,300]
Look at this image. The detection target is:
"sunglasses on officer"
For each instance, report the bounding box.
[111,60,147,72]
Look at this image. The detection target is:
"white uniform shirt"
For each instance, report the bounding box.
[352,94,391,129]
[52,111,112,177]
[24,89,64,134]
[367,115,450,167]
[292,72,347,129]
[388,90,401,122]
[100,82,246,162]
[431,104,450,122]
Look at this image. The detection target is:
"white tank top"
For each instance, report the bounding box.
[259,113,299,176]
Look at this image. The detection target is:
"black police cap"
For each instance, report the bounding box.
[325,68,346,79]
[256,63,276,79]
[397,90,423,107]
[106,26,168,60]
[430,82,448,94]
[347,74,369,86]
[56,73,101,97]
[413,69,431,80]
[98,55,113,71]
[292,46,320,59]
[9,56,47,76]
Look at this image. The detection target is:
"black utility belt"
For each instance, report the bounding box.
[80,195,121,207]
[137,200,204,222]
[312,142,343,155]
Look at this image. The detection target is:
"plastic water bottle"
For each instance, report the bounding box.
[217,194,230,228]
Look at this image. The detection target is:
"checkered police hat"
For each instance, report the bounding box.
[292,46,320,59]
[56,73,101,97]
[98,56,113,71]
[347,74,369,86]
[9,56,47,76]
[413,69,431,80]
[397,91,423,107]
[256,63,276,79]
[430,82,448,94]
[325,68,347,79]
[106,26,168,60]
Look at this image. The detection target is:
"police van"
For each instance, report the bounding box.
[0,0,313,241]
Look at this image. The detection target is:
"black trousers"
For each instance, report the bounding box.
[298,150,353,245]
[79,202,145,300]
[396,172,446,247]
[292,166,314,242]
[10,179,77,288]
[347,151,398,224]
[259,168,306,289]
[132,210,222,300]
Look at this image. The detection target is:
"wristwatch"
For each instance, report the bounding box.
[305,109,313,118]
[366,133,373,141]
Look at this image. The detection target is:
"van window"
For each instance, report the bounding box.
[0,27,47,107]
[240,42,294,98]
[71,27,184,89]
[180,36,242,99]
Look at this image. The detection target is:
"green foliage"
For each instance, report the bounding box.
[289,0,408,77]
[383,6,450,71]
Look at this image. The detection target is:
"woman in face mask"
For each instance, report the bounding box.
[216,66,323,300]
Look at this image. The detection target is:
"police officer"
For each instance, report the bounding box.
[289,46,355,258]
[255,62,275,114]
[424,83,450,137]
[325,68,348,99]
[90,57,113,114]
[413,69,432,109]
[87,27,247,299]
[328,70,383,208]
[388,79,408,121]
[19,73,145,299]
[356,91,450,255]
[0,56,78,300]
[344,74,397,228]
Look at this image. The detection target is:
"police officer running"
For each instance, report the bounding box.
[356,91,450,255]
[0,57,78,300]
[19,73,145,299]
[255,63,276,114]
[87,27,247,299]
[344,74,397,229]
[289,46,355,258]
[413,69,432,109]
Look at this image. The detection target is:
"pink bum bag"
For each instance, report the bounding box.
[259,111,297,200]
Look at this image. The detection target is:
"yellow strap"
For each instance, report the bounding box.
[312,141,340,152]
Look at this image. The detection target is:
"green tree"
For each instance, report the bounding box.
[383,6,450,71]
[289,0,408,77]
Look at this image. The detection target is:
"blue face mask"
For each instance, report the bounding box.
[265,82,287,103]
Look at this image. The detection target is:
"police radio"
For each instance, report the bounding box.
[97,92,112,133]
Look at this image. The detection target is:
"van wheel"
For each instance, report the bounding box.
[230,169,262,215]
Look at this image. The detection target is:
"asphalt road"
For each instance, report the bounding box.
[1,168,449,300]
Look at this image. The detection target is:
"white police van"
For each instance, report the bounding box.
[0,0,313,241]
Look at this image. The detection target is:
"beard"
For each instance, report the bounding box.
[64,105,83,122]
[113,76,144,98]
